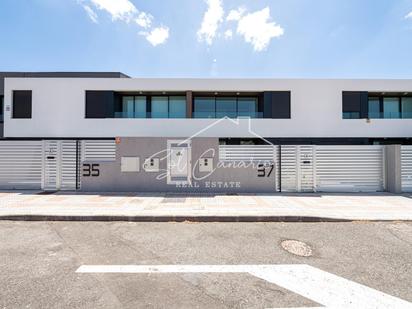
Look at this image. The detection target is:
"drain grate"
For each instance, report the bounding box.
[281,239,313,257]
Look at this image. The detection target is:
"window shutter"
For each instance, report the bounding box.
[85,91,115,118]
[342,91,368,119]
[263,91,291,119]
[13,90,32,119]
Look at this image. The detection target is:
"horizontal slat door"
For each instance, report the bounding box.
[0,141,43,189]
[402,146,412,192]
[315,146,384,192]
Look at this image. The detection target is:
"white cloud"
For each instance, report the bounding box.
[78,0,169,47]
[406,12,412,19]
[82,4,98,23]
[89,0,137,22]
[135,12,153,29]
[197,0,224,45]
[226,7,245,21]
[236,7,284,51]
[140,26,170,46]
[224,29,233,39]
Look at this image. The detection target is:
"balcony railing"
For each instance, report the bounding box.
[193,112,264,119]
[113,112,264,119]
[368,112,412,119]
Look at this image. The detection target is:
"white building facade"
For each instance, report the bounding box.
[0,73,411,193]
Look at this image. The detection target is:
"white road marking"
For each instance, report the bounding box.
[76,264,412,309]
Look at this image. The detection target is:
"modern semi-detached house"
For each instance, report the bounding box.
[0,72,412,194]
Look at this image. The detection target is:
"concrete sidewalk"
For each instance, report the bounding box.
[1,191,412,221]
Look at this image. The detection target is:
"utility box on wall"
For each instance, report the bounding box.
[121,157,140,172]
[143,158,160,172]
[199,158,213,173]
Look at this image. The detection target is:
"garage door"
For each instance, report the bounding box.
[315,146,385,193]
[0,141,43,189]
[402,146,412,193]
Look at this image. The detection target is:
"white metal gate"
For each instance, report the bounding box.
[402,146,412,192]
[43,141,59,191]
[0,141,43,189]
[315,146,385,192]
[43,140,79,191]
[280,145,315,192]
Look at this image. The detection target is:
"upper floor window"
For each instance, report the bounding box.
[0,96,3,122]
[12,90,32,119]
[402,97,412,118]
[115,95,186,119]
[118,96,147,118]
[343,91,412,119]
[367,95,412,119]
[193,96,259,118]
[383,97,400,119]
[150,96,186,118]
[368,97,380,119]
[168,96,186,118]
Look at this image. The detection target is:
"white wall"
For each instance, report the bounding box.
[4,77,412,138]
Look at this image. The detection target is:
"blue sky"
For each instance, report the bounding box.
[1,0,412,78]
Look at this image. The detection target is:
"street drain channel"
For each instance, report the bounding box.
[281,240,313,257]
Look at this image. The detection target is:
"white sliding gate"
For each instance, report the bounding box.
[315,146,385,193]
[281,145,385,193]
[402,146,412,192]
[0,141,43,189]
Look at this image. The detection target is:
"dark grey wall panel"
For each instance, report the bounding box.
[342,91,369,118]
[263,91,291,119]
[85,91,115,118]
[263,92,273,118]
[360,91,369,118]
[12,91,32,119]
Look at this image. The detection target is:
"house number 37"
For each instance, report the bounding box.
[257,164,274,178]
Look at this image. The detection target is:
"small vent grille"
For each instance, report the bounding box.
[219,145,276,162]
[82,140,116,162]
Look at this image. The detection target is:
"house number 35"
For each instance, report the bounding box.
[83,164,100,177]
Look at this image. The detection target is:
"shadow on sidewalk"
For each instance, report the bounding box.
[1,190,410,199]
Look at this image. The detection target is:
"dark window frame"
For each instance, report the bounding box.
[116,94,186,119]
[342,91,368,119]
[367,94,412,119]
[193,96,260,118]
[0,95,4,122]
[117,95,148,118]
[12,90,32,119]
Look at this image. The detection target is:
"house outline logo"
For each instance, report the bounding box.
[178,116,274,147]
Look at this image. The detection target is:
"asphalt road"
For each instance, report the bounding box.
[1,221,412,308]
